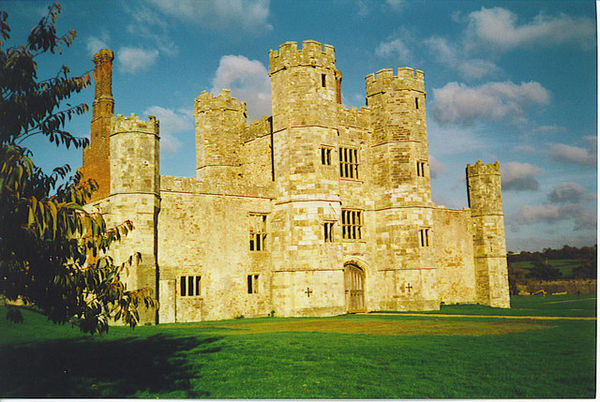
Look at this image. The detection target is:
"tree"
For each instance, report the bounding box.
[0,3,154,334]
[526,258,562,281]
[507,264,526,295]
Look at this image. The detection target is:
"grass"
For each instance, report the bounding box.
[0,295,596,398]
[512,258,581,278]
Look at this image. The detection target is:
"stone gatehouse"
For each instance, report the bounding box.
[79,40,510,324]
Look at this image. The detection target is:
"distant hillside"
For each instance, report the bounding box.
[507,245,597,283]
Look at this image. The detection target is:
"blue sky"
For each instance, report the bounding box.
[3,0,597,251]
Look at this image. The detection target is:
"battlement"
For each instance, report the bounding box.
[113,113,159,135]
[466,160,501,177]
[269,40,336,75]
[195,89,248,116]
[243,116,272,142]
[365,67,425,97]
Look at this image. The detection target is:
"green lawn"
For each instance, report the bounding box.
[0,296,596,398]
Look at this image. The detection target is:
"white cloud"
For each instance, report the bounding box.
[501,162,543,191]
[549,143,596,167]
[513,145,536,154]
[211,55,271,120]
[356,0,371,17]
[147,0,272,33]
[425,36,499,80]
[429,155,445,179]
[144,106,194,155]
[117,47,159,73]
[125,6,179,57]
[375,39,411,59]
[516,203,596,231]
[385,0,406,12]
[532,125,566,134]
[430,81,550,126]
[547,182,588,204]
[467,7,595,51]
[86,34,110,57]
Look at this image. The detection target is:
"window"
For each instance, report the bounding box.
[180,275,201,297]
[419,228,430,247]
[324,222,335,242]
[415,97,419,109]
[249,213,267,251]
[342,209,362,240]
[339,147,359,179]
[321,73,326,87]
[320,146,332,165]
[416,161,426,177]
[247,274,259,294]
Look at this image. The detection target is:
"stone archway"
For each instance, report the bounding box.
[344,263,366,313]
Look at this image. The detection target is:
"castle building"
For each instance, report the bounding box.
[79,41,510,324]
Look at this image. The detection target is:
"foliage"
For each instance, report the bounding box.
[507,264,526,295]
[508,244,597,264]
[508,244,597,280]
[572,258,597,279]
[0,3,154,334]
[526,258,562,280]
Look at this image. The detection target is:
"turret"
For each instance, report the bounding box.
[108,113,161,324]
[194,90,246,182]
[109,113,160,196]
[268,40,342,130]
[366,68,430,200]
[81,48,115,201]
[466,161,510,308]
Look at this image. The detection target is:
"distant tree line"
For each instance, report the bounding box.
[508,245,597,263]
[507,245,597,290]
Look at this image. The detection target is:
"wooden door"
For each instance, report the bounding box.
[344,264,365,313]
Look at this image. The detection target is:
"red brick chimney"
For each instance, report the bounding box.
[81,49,114,201]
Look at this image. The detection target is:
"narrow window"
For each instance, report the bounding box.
[342,209,363,240]
[415,97,419,109]
[419,229,430,247]
[180,276,187,296]
[249,213,268,251]
[339,147,359,179]
[248,274,259,294]
[320,147,331,165]
[195,276,201,296]
[417,161,426,177]
[321,73,326,87]
[324,222,334,242]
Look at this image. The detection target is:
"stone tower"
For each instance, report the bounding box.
[365,68,437,310]
[466,161,510,308]
[81,49,114,201]
[194,90,247,182]
[108,113,161,323]
[268,41,346,316]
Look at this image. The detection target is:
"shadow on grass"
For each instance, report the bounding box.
[0,334,222,398]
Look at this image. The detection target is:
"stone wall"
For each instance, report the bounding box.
[433,207,476,304]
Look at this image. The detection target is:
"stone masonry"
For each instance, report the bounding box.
[80,41,510,324]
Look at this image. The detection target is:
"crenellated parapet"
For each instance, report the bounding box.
[113,113,159,136]
[194,89,247,116]
[466,160,501,177]
[243,116,272,143]
[466,160,503,214]
[365,67,425,97]
[336,104,370,130]
[269,40,336,75]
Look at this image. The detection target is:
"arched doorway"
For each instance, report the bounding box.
[344,263,366,313]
